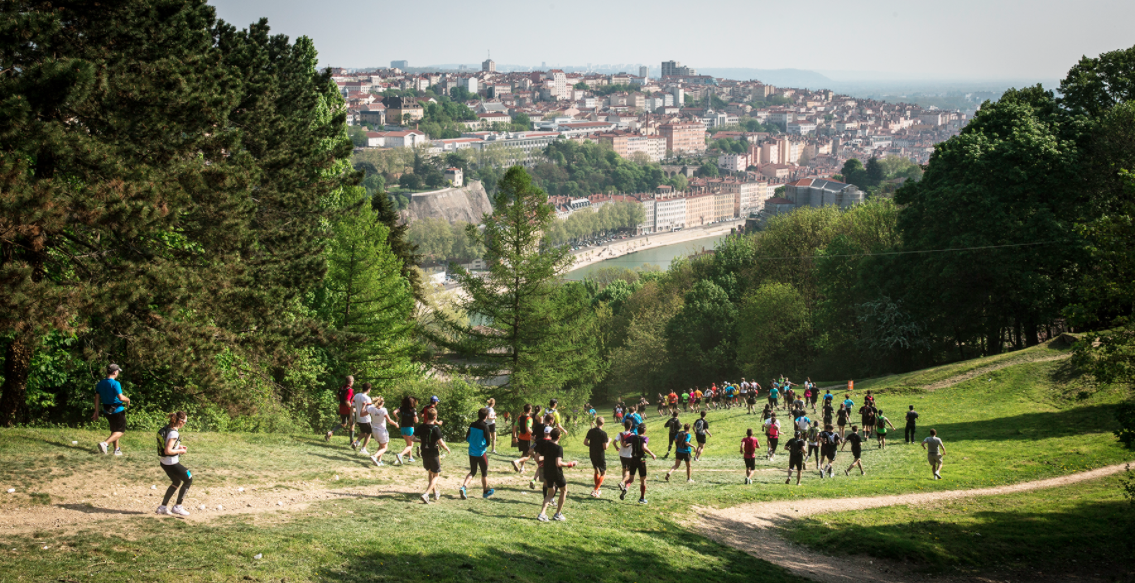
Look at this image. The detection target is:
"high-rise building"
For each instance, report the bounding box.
[482,58,496,73]
[639,65,649,79]
[661,60,697,78]
[390,60,408,69]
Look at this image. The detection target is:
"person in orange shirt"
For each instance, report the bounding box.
[667,390,679,414]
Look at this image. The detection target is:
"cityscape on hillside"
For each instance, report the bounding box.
[336,58,963,237]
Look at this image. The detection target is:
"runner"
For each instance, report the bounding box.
[94,364,129,456]
[393,396,418,466]
[536,428,577,522]
[794,409,811,436]
[417,408,449,503]
[627,405,644,432]
[822,400,834,432]
[693,386,703,413]
[365,396,397,466]
[785,431,807,485]
[419,396,441,460]
[712,385,722,410]
[662,411,681,458]
[692,411,712,462]
[764,412,781,461]
[843,393,855,416]
[746,383,758,415]
[842,425,865,476]
[807,379,818,411]
[768,384,780,411]
[680,389,690,412]
[803,382,813,413]
[818,424,841,478]
[530,413,555,489]
[875,409,896,449]
[858,402,874,441]
[324,375,355,443]
[615,419,636,498]
[806,420,821,469]
[459,408,495,500]
[584,417,610,497]
[664,423,693,483]
[613,402,624,424]
[725,383,736,409]
[905,405,919,444]
[619,424,657,505]
[740,428,761,484]
[657,393,667,418]
[822,388,834,410]
[922,429,946,479]
[486,398,499,454]
[836,403,850,438]
[667,389,680,414]
[511,404,534,473]
[155,411,191,516]
[739,381,749,412]
[350,382,374,454]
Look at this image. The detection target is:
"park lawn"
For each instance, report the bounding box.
[1,344,1132,582]
[779,474,1134,579]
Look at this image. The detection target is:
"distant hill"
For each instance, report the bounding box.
[698,68,834,89]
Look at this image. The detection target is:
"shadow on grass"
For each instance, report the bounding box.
[924,404,1117,443]
[783,499,1135,580]
[56,503,147,516]
[318,530,806,583]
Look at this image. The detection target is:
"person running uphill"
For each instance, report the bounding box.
[922,429,946,479]
[740,429,761,484]
[536,429,576,522]
[417,409,450,503]
[155,411,191,516]
[584,417,611,497]
[620,425,657,505]
[663,411,681,458]
[764,413,781,461]
[350,382,374,454]
[875,409,896,449]
[459,408,495,500]
[94,364,129,456]
[785,431,807,485]
[365,396,398,466]
[665,424,694,483]
[905,405,919,444]
[394,396,418,466]
[842,425,865,476]
[511,404,534,473]
[693,411,712,462]
[324,376,355,443]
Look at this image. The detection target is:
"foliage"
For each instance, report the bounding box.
[544,202,644,244]
[532,140,686,197]
[736,283,811,382]
[713,137,749,154]
[665,280,739,387]
[407,218,485,264]
[417,98,476,139]
[590,83,638,96]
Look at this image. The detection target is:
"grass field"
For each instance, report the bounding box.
[1,342,1132,582]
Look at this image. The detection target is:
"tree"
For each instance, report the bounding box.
[865,157,884,186]
[573,82,589,90]
[664,280,739,388]
[736,283,812,381]
[347,124,369,147]
[434,167,604,409]
[1059,45,1135,118]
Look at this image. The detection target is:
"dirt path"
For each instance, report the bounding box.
[695,463,1129,583]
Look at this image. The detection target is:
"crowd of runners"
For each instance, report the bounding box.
[90,366,948,520]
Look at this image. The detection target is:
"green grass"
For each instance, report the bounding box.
[1,342,1132,582]
[781,474,1135,579]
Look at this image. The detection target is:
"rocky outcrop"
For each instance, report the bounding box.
[400,180,493,225]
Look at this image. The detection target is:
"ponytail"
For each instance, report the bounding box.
[168,411,187,425]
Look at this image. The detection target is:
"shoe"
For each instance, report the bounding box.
[638,498,648,505]
[483,489,495,499]
[170,505,190,516]
[819,470,825,479]
[359,448,369,456]
[395,453,404,466]
[665,473,670,482]
[324,432,332,442]
[155,505,169,515]
[687,479,694,484]
[529,480,536,490]
[537,513,549,522]
[492,449,498,454]
[785,478,791,484]
[619,486,627,501]
[408,457,415,463]
[511,460,521,472]
[459,486,468,500]
[845,469,850,476]
[828,469,834,478]
[434,491,441,501]
[553,512,566,521]
[590,490,599,498]
[420,493,430,504]
[114,449,122,456]
[349,440,357,450]
[98,442,108,455]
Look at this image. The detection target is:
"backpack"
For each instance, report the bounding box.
[629,434,646,458]
[338,387,352,406]
[694,418,707,435]
[156,425,177,458]
[827,432,841,447]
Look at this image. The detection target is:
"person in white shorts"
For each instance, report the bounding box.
[365,396,398,466]
[486,398,499,454]
[350,383,374,454]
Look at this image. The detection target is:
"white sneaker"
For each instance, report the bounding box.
[434,491,441,501]
[359,448,370,456]
[420,493,430,504]
[536,513,549,522]
[155,505,169,515]
[170,505,190,516]
[114,449,123,456]
[371,456,382,467]
[98,442,108,455]
[395,454,404,465]
[687,479,694,483]
[553,512,566,521]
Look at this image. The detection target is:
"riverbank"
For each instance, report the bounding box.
[568,219,743,273]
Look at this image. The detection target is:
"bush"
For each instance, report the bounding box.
[389,377,485,442]
[1115,401,1135,448]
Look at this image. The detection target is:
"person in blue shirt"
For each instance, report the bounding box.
[459,408,495,500]
[93,364,130,455]
[843,394,855,412]
[664,423,694,483]
[628,406,644,431]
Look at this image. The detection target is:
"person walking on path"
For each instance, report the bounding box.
[393,396,418,466]
[155,411,192,516]
[417,408,450,503]
[922,429,946,479]
[584,417,610,497]
[664,423,694,483]
[785,431,807,485]
[94,364,130,456]
[349,383,374,454]
[842,425,865,476]
[740,428,761,484]
[693,411,712,462]
[324,376,355,443]
[905,405,919,444]
[536,428,576,522]
[459,408,495,500]
[663,411,681,458]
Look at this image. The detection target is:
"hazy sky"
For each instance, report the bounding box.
[210,0,1133,81]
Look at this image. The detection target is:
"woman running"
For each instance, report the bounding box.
[366,396,398,466]
[394,396,418,465]
[156,411,192,516]
[486,398,498,454]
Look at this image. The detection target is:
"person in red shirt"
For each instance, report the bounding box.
[740,428,762,485]
[667,390,679,414]
[324,376,355,443]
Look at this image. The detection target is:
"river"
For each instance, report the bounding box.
[564,233,727,280]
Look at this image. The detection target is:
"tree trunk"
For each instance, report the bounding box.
[0,330,37,427]
[986,325,1002,356]
[1025,321,1040,347]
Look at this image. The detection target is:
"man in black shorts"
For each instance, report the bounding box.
[693,411,712,462]
[819,424,840,479]
[785,431,807,485]
[417,409,450,504]
[537,429,577,522]
[663,411,681,458]
[664,423,693,483]
[584,417,610,497]
[842,424,865,476]
[619,424,657,505]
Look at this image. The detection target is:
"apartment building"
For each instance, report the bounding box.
[659,121,706,155]
[595,132,667,162]
[714,189,735,222]
[685,192,714,227]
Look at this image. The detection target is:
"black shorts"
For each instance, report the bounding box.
[545,473,567,490]
[695,434,706,445]
[747,397,756,405]
[161,462,191,484]
[590,455,606,474]
[620,457,631,471]
[789,455,804,471]
[821,448,837,461]
[339,413,351,425]
[851,449,862,461]
[358,422,372,435]
[744,457,756,470]
[810,395,818,403]
[106,411,127,434]
[517,439,530,454]
[487,423,496,435]
[423,453,441,474]
[676,451,690,462]
[628,459,647,478]
[468,454,488,477]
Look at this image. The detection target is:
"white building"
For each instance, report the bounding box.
[654,196,687,232]
[718,153,749,172]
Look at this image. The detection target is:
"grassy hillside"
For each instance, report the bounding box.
[0,342,1131,582]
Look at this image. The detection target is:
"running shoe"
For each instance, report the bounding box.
[529,480,536,490]
[483,489,495,499]
[420,493,430,504]
[844,469,850,476]
[459,486,468,500]
[511,460,521,472]
[536,513,549,522]
[359,448,369,456]
[114,449,122,456]
[98,442,108,455]
[819,470,825,479]
[372,458,385,467]
[324,432,332,442]
[785,478,791,484]
[664,473,670,482]
[395,453,404,466]
[553,512,566,521]
[170,505,190,516]
[407,457,415,463]
[434,491,441,501]
[155,505,169,515]
[619,486,627,501]
[687,479,694,484]
[638,498,648,505]
[351,441,358,451]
